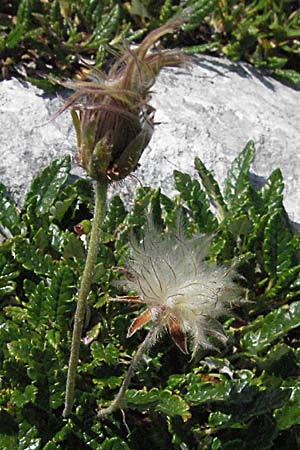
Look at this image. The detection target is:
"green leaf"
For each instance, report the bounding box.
[241,301,300,355]
[11,384,38,407]
[263,210,294,280]
[0,183,24,237]
[5,0,31,48]
[62,232,86,260]
[7,338,32,362]
[131,0,151,19]
[125,388,191,420]
[102,195,127,239]
[50,177,93,223]
[260,168,284,212]
[84,4,120,46]
[186,373,289,423]
[274,382,300,430]
[174,170,217,232]
[149,188,164,231]
[33,227,50,251]
[100,437,131,450]
[224,141,256,205]
[18,423,41,450]
[125,186,153,235]
[185,374,231,404]
[257,344,297,378]
[24,156,70,216]
[274,69,300,87]
[264,265,300,301]
[12,237,55,275]
[45,262,76,327]
[90,342,119,366]
[0,256,19,299]
[195,156,227,219]
[159,0,173,23]
[183,42,219,54]
[182,0,217,31]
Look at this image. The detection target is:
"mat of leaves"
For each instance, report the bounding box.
[1,141,300,449]
[1,0,299,89]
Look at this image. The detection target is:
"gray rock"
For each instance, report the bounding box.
[0,55,299,222]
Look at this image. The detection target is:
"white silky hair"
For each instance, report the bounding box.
[119,219,242,355]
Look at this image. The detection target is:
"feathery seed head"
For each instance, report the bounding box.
[59,19,188,183]
[115,226,241,356]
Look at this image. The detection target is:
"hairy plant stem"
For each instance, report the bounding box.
[98,325,157,418]
[63,181,108,418]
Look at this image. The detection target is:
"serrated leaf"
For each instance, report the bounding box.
[50,176,93,223]
[0,282,16,296]
[12,237,55,275]
[49,196,75,223]
[208,411,232,427]
[274,382,300,430]
[0,257,19,298]
[159,0,173,23]
[0,183,24,237]
[33,227,50,250]
[46,263,75,327]
[5,0,31,48]
[24,156,70,216]
[186,373,289,423]
[241,301,300,355]
[125,187,153,231]
[260,168,284,212]
[264,265,300,300]
[224,141,256,204]
[258,343,297,377]
[274,69,300,87]
[62,232,86,260]
[263,210,294,280]
[18,424,41,450]
[102,195,127,239]
[174,170,217,232]
[84,4,120,46]
[100,437,131,450]
[185,374,231,404]
[195,156,227,220]
[7,338,32,362]
[11,384,38,408]
[125,388,191,420]
[182,0,217,31]
[174,170,193,202]
[149,188,164,231]
[5,305,30,322]
[90,342,119,365]
[19,239,50,271]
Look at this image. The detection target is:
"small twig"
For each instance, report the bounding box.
[97,325,157,418]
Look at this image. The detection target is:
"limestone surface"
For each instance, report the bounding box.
[0,55,299,222]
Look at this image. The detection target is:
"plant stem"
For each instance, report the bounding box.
[63,180,108,418]
[97,325,156,418]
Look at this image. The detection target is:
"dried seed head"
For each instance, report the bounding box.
[58,19,189,183]
[116,225,242,357]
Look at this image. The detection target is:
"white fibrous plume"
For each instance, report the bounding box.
[113,224,242,357]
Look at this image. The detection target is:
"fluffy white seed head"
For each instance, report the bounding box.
[121,226,242,355]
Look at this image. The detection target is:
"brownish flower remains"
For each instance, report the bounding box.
[59,19,188,183]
